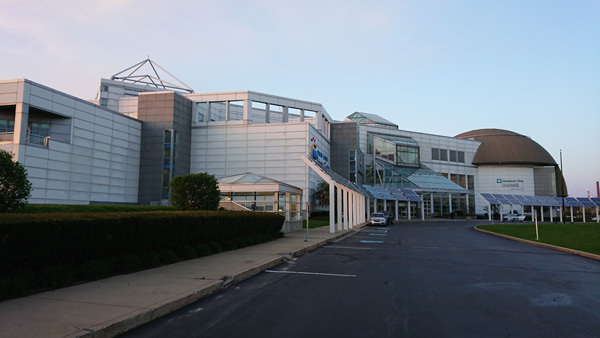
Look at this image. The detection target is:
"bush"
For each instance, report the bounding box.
[81,259,112,280]
[195,243,212,257]
[113,254,141,273]
[139,252,161,269]
[0,210,285,301]
[159,250,178,265]
[0,150,32,212]
[169,173,220,210]
[177,245,198,260]
[42,265,75,289]
[208,241,222,254]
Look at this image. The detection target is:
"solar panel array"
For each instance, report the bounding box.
[480,193,600,207]
[362,185,423,202]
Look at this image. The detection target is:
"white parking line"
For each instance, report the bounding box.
[324,245,372,250]
[265,270,356,278]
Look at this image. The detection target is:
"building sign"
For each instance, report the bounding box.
[310,137,329,168]
[497,178,525,191]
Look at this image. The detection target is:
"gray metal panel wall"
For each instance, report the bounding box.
[136,92,192,204]
[330,122,362,184]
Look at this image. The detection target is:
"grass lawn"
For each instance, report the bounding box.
[302,219,330,229]
[477,222,600,256]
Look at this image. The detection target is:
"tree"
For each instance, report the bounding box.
[314,181,330,208]
[0,149,32,212]
[169,173,221,210]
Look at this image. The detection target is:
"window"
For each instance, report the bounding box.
[397,145,419,167]
[458,151,465,163]
[196,102,207,122]
[439,149,448,161]
[209,102,226,121]
[458,174,466,188]
[349,150,357,183]
[450,174,458,184]
[100,98,108,107]
[450,150,457,162]
[162,129,178,199]
[467,175,475,190]
[374,137,395,162]
[27,122,50,145]
[431,148,439,160]
[0,119,15,133]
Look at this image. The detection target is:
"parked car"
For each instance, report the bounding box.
[370,212,387,225]
[502,214,526,222]
[381,210,394,224]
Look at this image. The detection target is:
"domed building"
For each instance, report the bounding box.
[455,128,567,198]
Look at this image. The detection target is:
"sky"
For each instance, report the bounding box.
[1,0,598,197]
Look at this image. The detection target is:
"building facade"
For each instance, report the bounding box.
[0,62,567,220]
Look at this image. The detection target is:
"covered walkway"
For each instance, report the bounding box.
[481,193,600,223]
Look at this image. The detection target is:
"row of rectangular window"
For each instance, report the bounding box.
[432,148,464,163]
[440,173,474,190]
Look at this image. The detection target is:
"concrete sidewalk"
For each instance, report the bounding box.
[0,225,362,338]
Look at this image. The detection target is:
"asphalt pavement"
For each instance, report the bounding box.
[122,220,600,338]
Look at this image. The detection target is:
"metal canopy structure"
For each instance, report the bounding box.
[302,155,368,233]
[363,185,424,220]
[363,185,423,203]
[480,193,600,223]
[111,58,194,93]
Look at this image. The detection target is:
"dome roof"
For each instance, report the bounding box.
[455,129,557,166]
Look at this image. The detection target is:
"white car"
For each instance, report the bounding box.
[370,212,387,225]
[503,214,526,222]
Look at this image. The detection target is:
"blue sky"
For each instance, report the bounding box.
[1,0,598,197]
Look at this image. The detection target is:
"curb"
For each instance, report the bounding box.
[87,228,361,337]
[474,227,600,261]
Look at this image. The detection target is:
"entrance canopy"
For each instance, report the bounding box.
[480,193,600,223]
[480,193,600,207]
[302,155,368,233]
[362,185,423,202]
[375,160,466,194]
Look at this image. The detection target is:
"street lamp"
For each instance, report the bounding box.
[560,149,565,224]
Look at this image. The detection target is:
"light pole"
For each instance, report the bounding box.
[560,149,565,224]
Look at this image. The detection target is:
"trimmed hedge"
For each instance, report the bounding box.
[0,211,284,300]
[0,211,283,273]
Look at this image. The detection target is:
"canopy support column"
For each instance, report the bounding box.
[329,182,335,233]
[336,186,343,231]
[570,206,574,223]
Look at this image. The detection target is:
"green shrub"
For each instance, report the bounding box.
[195,243,211,257]
[0,210,284,301]
[221,240,238,251]
[0,268,35,300]
[208,241,222,254]
[139,252,161,269]
[112,254,141,273]
[169,173,220,210]
[177,245,198,260]
[42,265,75,289]
[0,149,32,212]
[159,250,178,265]
[234,237,247,248]
[81,259,112,280]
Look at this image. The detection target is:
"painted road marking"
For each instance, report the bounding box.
[360,240,384,244]
[324,246,372,250]
[265,270,356,278]
[369,233,388,236]
[376,227,390,230]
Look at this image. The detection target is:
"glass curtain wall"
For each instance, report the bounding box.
[222,191,302,221]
